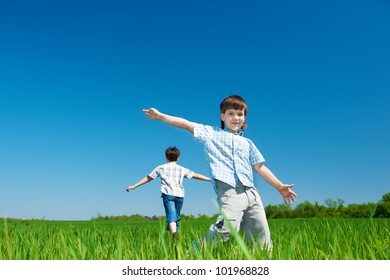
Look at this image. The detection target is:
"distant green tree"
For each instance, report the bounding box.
[374,193,390,217]
[294,201,315,218]
[325,198,337,209]
[313,202,329,218]
[197,214,210,219]
[345,203,377,218]
[324,198,345,217]
[381,192,390,203]
[265,204,292,218]
[375,202,390,217]
[265,205,278,218]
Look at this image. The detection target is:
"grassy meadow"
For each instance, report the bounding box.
[1,218,389,260]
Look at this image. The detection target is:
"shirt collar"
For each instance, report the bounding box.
[223,127,244,136]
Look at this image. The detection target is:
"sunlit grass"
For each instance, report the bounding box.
[1,218,388,260]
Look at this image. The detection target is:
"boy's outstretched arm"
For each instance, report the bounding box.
[143,108,195,134]
[192,173,211,182]
[253,163,297,205]
[126,176,153,192]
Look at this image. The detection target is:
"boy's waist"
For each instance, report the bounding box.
[212,174,254,189]
[213,179,255,189]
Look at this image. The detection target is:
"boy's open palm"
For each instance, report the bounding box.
[278,184,297,205]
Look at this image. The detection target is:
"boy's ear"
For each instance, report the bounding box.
[220,113,225,121]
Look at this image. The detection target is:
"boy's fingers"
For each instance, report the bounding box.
[291,190,297,197]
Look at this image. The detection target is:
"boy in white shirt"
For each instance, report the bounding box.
[126,146,210,239]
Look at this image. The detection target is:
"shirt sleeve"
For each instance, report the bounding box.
[148,166,161,179]
[184,169,195,179]
[193,123,215,143]
[249,140,266,166]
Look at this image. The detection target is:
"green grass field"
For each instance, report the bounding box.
[1,218,389,260]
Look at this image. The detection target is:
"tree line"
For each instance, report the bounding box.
[93,192,390,221]
[265,193,390,219]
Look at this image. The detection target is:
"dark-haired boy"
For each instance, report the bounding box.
[126,146,210,238]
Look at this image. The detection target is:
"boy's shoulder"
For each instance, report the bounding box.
[152,162,171,170]
[194,123,222,133]
[194,122,213,128]
[156,162,191,173]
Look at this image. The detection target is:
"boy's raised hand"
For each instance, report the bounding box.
[142,108,195,133]
[278,184,297,205]
[143,108,161,120]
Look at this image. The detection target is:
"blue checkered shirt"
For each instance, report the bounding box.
[193,123,265,188]
[148,162,195,197]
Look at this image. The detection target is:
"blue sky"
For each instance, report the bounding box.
[1,0,389,220]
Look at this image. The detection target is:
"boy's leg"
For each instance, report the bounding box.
[204,181,246,243]
[162,194,180,235]
[174,196,184,233]
[168,222,176,233]
[241,188,272,250]
[169,196,183,239]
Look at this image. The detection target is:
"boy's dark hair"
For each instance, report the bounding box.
[165,146,180,162]
[220,95,248,130]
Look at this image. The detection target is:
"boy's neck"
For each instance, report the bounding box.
[224,127,244,136]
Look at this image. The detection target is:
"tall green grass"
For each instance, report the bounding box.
[1,218,388,260]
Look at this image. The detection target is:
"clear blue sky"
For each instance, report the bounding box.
[1,0,389,220]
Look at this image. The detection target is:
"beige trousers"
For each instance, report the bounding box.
[204,180,272,250]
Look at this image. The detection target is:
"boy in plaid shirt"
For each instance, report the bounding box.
[143,95,297,250]
[126,146,210,239]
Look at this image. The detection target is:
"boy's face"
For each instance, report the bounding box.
[220,108,246,133]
